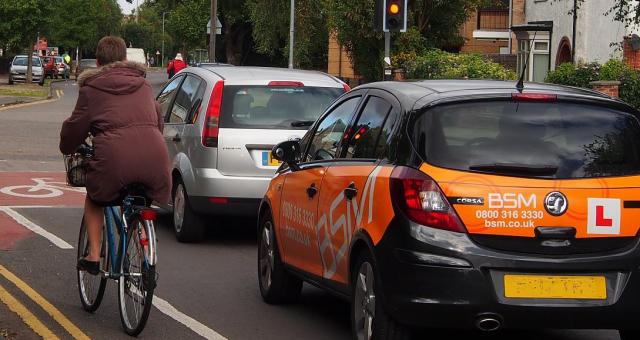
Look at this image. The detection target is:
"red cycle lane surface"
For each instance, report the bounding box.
[0,172,85,207]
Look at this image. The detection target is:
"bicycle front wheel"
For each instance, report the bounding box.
[118,215,155,336]
[77,216,107,312]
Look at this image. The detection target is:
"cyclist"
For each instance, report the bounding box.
[60,36,171,275]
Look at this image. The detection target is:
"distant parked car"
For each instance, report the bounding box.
[42,56,58,79]
[75,59,98,79]
[155,65,349,242]
[8,55,44,86]
[55,56,70,79]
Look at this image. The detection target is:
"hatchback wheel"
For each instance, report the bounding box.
[7,76,13,85]
[172,180,205,242]
[351,251,410,340]
[258,211,302,304]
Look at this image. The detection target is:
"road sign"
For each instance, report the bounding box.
[207,17,222,35]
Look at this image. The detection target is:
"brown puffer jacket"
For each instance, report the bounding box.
[60,61,171,204]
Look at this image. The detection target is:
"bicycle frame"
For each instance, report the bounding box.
[102,196,156,278]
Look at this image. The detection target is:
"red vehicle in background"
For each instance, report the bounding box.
[41,56,58,79]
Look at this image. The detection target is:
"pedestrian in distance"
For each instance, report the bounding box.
[59,36,171,275]
[166,53,186,79]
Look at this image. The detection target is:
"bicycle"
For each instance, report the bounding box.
[69,146,158,336]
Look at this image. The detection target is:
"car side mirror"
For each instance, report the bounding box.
[272,140,301,171]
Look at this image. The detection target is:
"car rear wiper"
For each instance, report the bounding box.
[469,163,558,176]
[291,120,315,127]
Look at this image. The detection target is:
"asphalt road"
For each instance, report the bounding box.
[0,70,624,339]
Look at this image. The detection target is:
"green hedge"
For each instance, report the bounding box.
[393,49,517,81]
[545,59,640,109]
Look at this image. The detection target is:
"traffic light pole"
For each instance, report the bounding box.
[384,32,392,81]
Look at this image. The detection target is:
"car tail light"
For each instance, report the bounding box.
[390,166,466,233]
[511,93,557,102]
[208,197,228,204]
[343,83,351,92]
[268,81,304,87]
[202,81,224,147]
[140,209,157,221]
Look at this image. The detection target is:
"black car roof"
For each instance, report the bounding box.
[355,79,628,110]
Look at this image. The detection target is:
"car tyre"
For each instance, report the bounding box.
[8,76,13,85]
[258,211,302,304]
[172,179,205,242]
[351,251,411,340]
[620,330,640,340]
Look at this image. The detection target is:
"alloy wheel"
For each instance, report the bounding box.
[354,261,376,340]
[173,184,185,233]
[259,221,275,290]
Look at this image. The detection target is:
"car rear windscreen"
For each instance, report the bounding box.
[81,60,97,67]
[13,57,42,66]
[412,101,640,178]
[220,85,344,130]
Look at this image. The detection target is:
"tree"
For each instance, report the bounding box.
[0,0,54,82]
[49,0,122,58]
[324,0,482,81]
[246,0,329,69]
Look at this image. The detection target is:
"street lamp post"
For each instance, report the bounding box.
[162,11,167,68]
[288,0,294,69]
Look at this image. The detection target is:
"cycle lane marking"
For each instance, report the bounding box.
[0,207,73,249]
[0,264,89,340]
[0,207,228,339]
[0,282,60,339]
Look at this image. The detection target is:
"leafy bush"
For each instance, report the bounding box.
[546,59,640,110]
[394,49,517,81]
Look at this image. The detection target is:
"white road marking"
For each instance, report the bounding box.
[0,207,73,249]
[152,295,227,340]
[0,205,226,339]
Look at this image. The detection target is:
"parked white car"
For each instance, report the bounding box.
[9,55,44,85]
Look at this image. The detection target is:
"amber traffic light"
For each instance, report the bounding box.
[375,0,407,32]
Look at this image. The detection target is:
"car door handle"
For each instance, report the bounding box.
[344,182,358,201]
[172,134,181,142]
[306,184,318,199]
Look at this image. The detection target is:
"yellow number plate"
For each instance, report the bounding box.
[263,151,282,166]
[504,275,607,299]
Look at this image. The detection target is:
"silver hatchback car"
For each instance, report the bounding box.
[157,66,348,242]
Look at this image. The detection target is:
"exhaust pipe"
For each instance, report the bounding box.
[475,314,502,332]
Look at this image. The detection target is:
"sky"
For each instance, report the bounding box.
[117,0,138,15]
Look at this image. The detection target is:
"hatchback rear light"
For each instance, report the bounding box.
[202,81,224,147]
[511,93,557,102]
[208,197,228,204]
[268,81,304,87]
[140,209,157,221]
[342,83,351,92]
[390,166,466,233]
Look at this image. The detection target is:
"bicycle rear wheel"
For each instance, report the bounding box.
[77,216,107,312]
[118,215,155,336]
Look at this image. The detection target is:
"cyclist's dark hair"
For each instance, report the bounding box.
[96,36,126,66]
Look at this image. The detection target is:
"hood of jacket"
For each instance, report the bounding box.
[78,61,147,95]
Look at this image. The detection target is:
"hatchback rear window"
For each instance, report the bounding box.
[13,57,42,67]
[220,85,344,130]
[412,101,640,178]
[81,60,97,68]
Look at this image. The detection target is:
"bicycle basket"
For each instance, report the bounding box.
[64,153,89,187]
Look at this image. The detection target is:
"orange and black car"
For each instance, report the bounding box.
[257,80,640,339]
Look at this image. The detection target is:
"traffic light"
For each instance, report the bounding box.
[375,0,407,32]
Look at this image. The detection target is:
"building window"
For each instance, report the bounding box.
[477,0,510,31]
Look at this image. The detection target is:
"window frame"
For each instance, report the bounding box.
[299,90,367,166]
[157,74,186,124]
[337,89,402,162]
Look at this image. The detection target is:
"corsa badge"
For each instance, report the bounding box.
[544,192,568,216]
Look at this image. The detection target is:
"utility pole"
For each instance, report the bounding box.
[210,0,217,62]
[288,0,295,69]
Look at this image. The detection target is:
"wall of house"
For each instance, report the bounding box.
[525,0,629,68]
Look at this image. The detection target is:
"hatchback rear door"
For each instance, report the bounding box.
[216,82,345,177]
[413,99,640,255]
